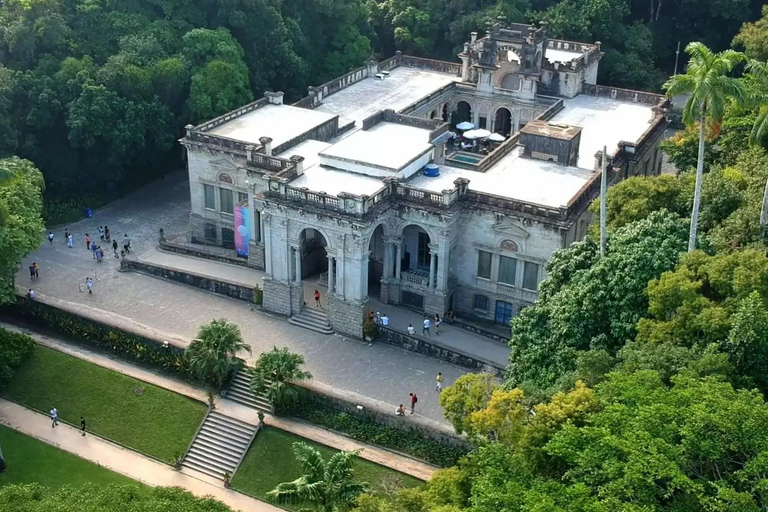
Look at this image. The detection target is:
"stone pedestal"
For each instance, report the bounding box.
[328,294,367,339]
[262,277,303,316]
[247,242,265,270]
[424,291,448,317]
[379,279,391,304]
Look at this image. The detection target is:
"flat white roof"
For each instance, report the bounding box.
[550,95,655,169]
[545,48,582,64]
[206,104,337,148]
[409,148,595,208]
[319,122,433,171]
[277,139,330,171]
[315,67,459,127]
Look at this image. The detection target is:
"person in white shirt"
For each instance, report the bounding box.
[407,324,415,335]
[27,289,35,300]
[50,407,58,428]
[380,314,389,326]
[423,317,431,336]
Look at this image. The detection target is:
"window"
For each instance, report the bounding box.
[498,256,517,285]
[417,232,430,268]
[219,188,233,214]
[237,191,248,204]
[495,301,514,325]
[473,294,489,311]
[523,261,540,290]
[204,223,216,241]
[479,116,487,129]
[477,250,492,279]
[204,184,215,210]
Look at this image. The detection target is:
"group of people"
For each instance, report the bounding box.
[395,372,445,416]
[49,406,87,436]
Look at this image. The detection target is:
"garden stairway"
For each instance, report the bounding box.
[182,410,258,480]
[289,307,334,335]
[224,368,274,413]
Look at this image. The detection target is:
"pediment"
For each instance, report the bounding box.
[210,158,238,171]
[492,221,530,239]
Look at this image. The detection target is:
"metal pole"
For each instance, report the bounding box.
[600,146,607,256]
[673,41,681,76]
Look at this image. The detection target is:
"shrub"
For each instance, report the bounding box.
[253,286,263,305]
[0,328,36,387]
[282,400,469,467]
[5,298,195,380]
[363,319,376,339]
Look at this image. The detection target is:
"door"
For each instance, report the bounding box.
[495,300,514,325]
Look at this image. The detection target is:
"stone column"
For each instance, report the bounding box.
[247,191,256,241]
[382,240,393,279]
[294,246,302,284]
[395,242,402,280]
[436,242,449,291]
[429,249,437,289]
[328,255,335,293]
[263,213,272,276]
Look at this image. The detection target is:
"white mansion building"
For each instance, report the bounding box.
[181,22,669,338]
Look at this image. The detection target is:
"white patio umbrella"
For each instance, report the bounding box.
[488,133,506,142]
[462,129,482,139]
[472,129,492,138]
[456,121,474,131]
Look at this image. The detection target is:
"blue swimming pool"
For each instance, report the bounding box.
[451,153,483,164]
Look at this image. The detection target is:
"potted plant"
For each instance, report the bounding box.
[223,471,232,487]
[363,319,376,341]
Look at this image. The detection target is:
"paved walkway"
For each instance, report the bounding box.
[0,399,280,512]
[1,322,437,480]
[17,173,505,423]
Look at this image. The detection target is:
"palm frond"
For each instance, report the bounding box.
[292,442,327,481]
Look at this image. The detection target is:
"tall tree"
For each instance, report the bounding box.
[0,157,44,305]
[742,60,768,239]
[267,442,368,512]
[185,319,250,389]
[663,42,746,251]
[248,346,311,409]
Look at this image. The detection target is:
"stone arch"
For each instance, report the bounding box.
[441,103,449,122]
[217,172,233,184]
[429,109,437,119]
[296,226,330,283]
[500,73,521,91]
[397,222,437,274]
[368,223,386,291]
[454,100,472,125]
[494,107,512,136]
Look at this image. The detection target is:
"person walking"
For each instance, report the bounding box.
[422,317,431,336]
[96,247,103,263]
[47,231,54,246]
[434,314,441,335]
[67,233,74,248]
[409,393,418,414]
[80,417,86,437]
[33,262,39,279]
[64,228,69,241]
[435,372,444,392]
[91,242,97,259]
[112,239,119,258]
[123,234,131,253]
[104,226,110,242]
[28,263,35,280]
[50,407,58,428]
[85,277,93,294]
[85,233,91,251]
[314,289,321,307]
[98,226,104,243]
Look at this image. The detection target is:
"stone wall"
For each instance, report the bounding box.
[120,258,257,303]
[375,326,504,376]
[158,239,249,267]
[582,83,664,105]
[262,277,296,316]
[328,294,366,338]
[293,379,472,450]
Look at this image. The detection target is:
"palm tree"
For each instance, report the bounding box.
[267,442,367,512]
[249,347,312,409]
[663,42,746,251]
[743,60,768,239]
[185,319,251,389]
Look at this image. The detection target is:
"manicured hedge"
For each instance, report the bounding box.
[0,328,36,387]
[6,298,194,380]
[282,400,469,467]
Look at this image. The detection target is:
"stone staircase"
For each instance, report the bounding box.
[289,307,334,334]
[182,410,258,480]
[225,368,274,413]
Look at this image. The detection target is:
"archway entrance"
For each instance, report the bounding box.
[454,101,472,127]
[495,107,512,136]
[429,109,437,119]
[400,224,432,310]
[298,228,328,307]
[367,224,385,298]
[441,104,448,122]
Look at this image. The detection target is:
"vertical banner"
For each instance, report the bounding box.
[234,205,250,257]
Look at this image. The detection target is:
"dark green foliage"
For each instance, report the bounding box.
[282,400,469,467]
[6,298,194,380]
[0,328,36,387]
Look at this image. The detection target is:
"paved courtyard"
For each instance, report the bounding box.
[18,174,510,423]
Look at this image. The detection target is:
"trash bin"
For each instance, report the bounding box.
[84,207,93,218]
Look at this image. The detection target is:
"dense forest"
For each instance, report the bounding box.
[0,0,766,216]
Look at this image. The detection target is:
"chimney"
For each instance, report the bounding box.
[595,40,602,51]
[259,136,273,156]
[185,124,194,137]
[245,145,255,163]
[290,155,305,175]
[470,32,478,44]
[264,91,284,105]
[594,149,604,171]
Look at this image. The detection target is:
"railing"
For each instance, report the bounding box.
[284,187,341,208]
[402,270,430,287]
[396,186,443,206]
[249,153,291,171]
[194,98,269,132]
[582,84,665,105]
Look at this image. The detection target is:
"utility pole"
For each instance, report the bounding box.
[673,41,681,76]
[600,146,607,256]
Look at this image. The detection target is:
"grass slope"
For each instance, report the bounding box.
[2,346,206,463]
[0,424,134,488]
[232,427,421,510]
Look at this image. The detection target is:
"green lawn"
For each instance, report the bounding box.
[0,424,135,488]
[232,427,422,509]
[2,346,207,463]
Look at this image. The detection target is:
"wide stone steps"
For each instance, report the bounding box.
[182,410,258,480]
[289,307,334,335]
[225,369,274,413]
